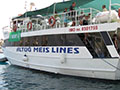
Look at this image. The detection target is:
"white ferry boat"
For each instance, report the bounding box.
[2,0,120,80]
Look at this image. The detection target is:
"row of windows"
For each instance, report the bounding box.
[5,34,84,46]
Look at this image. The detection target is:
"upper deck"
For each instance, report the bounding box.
[11,8,120,33]
[2,1,120,39]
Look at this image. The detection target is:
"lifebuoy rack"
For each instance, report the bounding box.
[27,22,32,30]
[48,16,56,27]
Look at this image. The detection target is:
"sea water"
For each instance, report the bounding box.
[0,54,120,90]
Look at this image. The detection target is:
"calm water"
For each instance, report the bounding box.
[0,54,120,90]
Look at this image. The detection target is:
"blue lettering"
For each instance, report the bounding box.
[74,48,79,54]
[39,47,42,52]
[46,48,49,53]
[24,48,28,52]
[34,47,38,52]
[52,47,55,53]
[67,48,73,54]
[28,47,31,52]
[60,47,66,53]
[56,47,59,53]
[16,48,21,52]
[43,48,46,53]
[21,47,24,52]
[16,47,80,54]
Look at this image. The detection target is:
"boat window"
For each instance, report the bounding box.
[5,34,83,46]
[66,34,84,46]
[109,30,120,55]
[41,36,48,46]
[100,32,112,45]
[47,35,64,46]
[80,32,111,58]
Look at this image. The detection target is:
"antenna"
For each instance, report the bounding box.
[24,1,27,12]
[30,2,35,11]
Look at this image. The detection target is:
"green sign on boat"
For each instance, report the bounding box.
[9,31,21,42]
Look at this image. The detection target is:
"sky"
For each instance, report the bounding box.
[0,0,69,39]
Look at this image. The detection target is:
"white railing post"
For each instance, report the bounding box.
[109,0,112,23]
[75,10,77,26]
[90,8,92,24]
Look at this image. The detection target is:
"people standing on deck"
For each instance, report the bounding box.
[102,5,108,12]
[54,11,60,27]
[69,2,76,16]
[54,11,59,19]
[64,8,69,27]
[69,2,76,26]
[112,34,118,51]
[117,35,120,55]
[79,13,91,26]
[79,12,85,20]
[83,16,89,25]
[79,11,85,25]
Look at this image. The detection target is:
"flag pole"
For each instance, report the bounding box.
[53,3,56,15]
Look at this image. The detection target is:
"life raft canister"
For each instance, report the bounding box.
[27,22,32,30]
[13,24,17,32]
[118,8,120,17]
[48,16,56,27]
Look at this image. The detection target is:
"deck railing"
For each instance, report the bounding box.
[11,7,120,33]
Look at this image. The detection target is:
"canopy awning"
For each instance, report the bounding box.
[13,0,94,19]
[80,0,120,11]
[14,0,120,19]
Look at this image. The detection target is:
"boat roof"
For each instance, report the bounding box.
[13,0,120,19]
[13,0,94,19]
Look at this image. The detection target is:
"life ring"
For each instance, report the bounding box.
[27,22,32,30]
[13,24,17,32]
[48,16,56,27]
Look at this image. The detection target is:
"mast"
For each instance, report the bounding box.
[24,1,27,17]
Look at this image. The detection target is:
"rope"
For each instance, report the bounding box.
[101,58,120,71]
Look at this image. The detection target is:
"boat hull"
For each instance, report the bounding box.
[3,47,120,80]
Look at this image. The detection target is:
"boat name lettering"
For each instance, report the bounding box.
[16,47,31,52]
[69,26,98,32]
[16,47,79,54]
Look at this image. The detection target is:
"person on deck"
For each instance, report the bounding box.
[82,13,91,25]
[69,2,76,11]
[112,34,118,51]
[79,11,85,20]
[69,2,76,18]
[69,2,76,26]
[79,12,85,25]
[54,11,59,19]
[102,5,108,12]
[64,8,69,27]
[83,16,89,25]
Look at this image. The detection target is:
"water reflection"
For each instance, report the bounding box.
[0,61,9,90]
[0,65,120,90]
